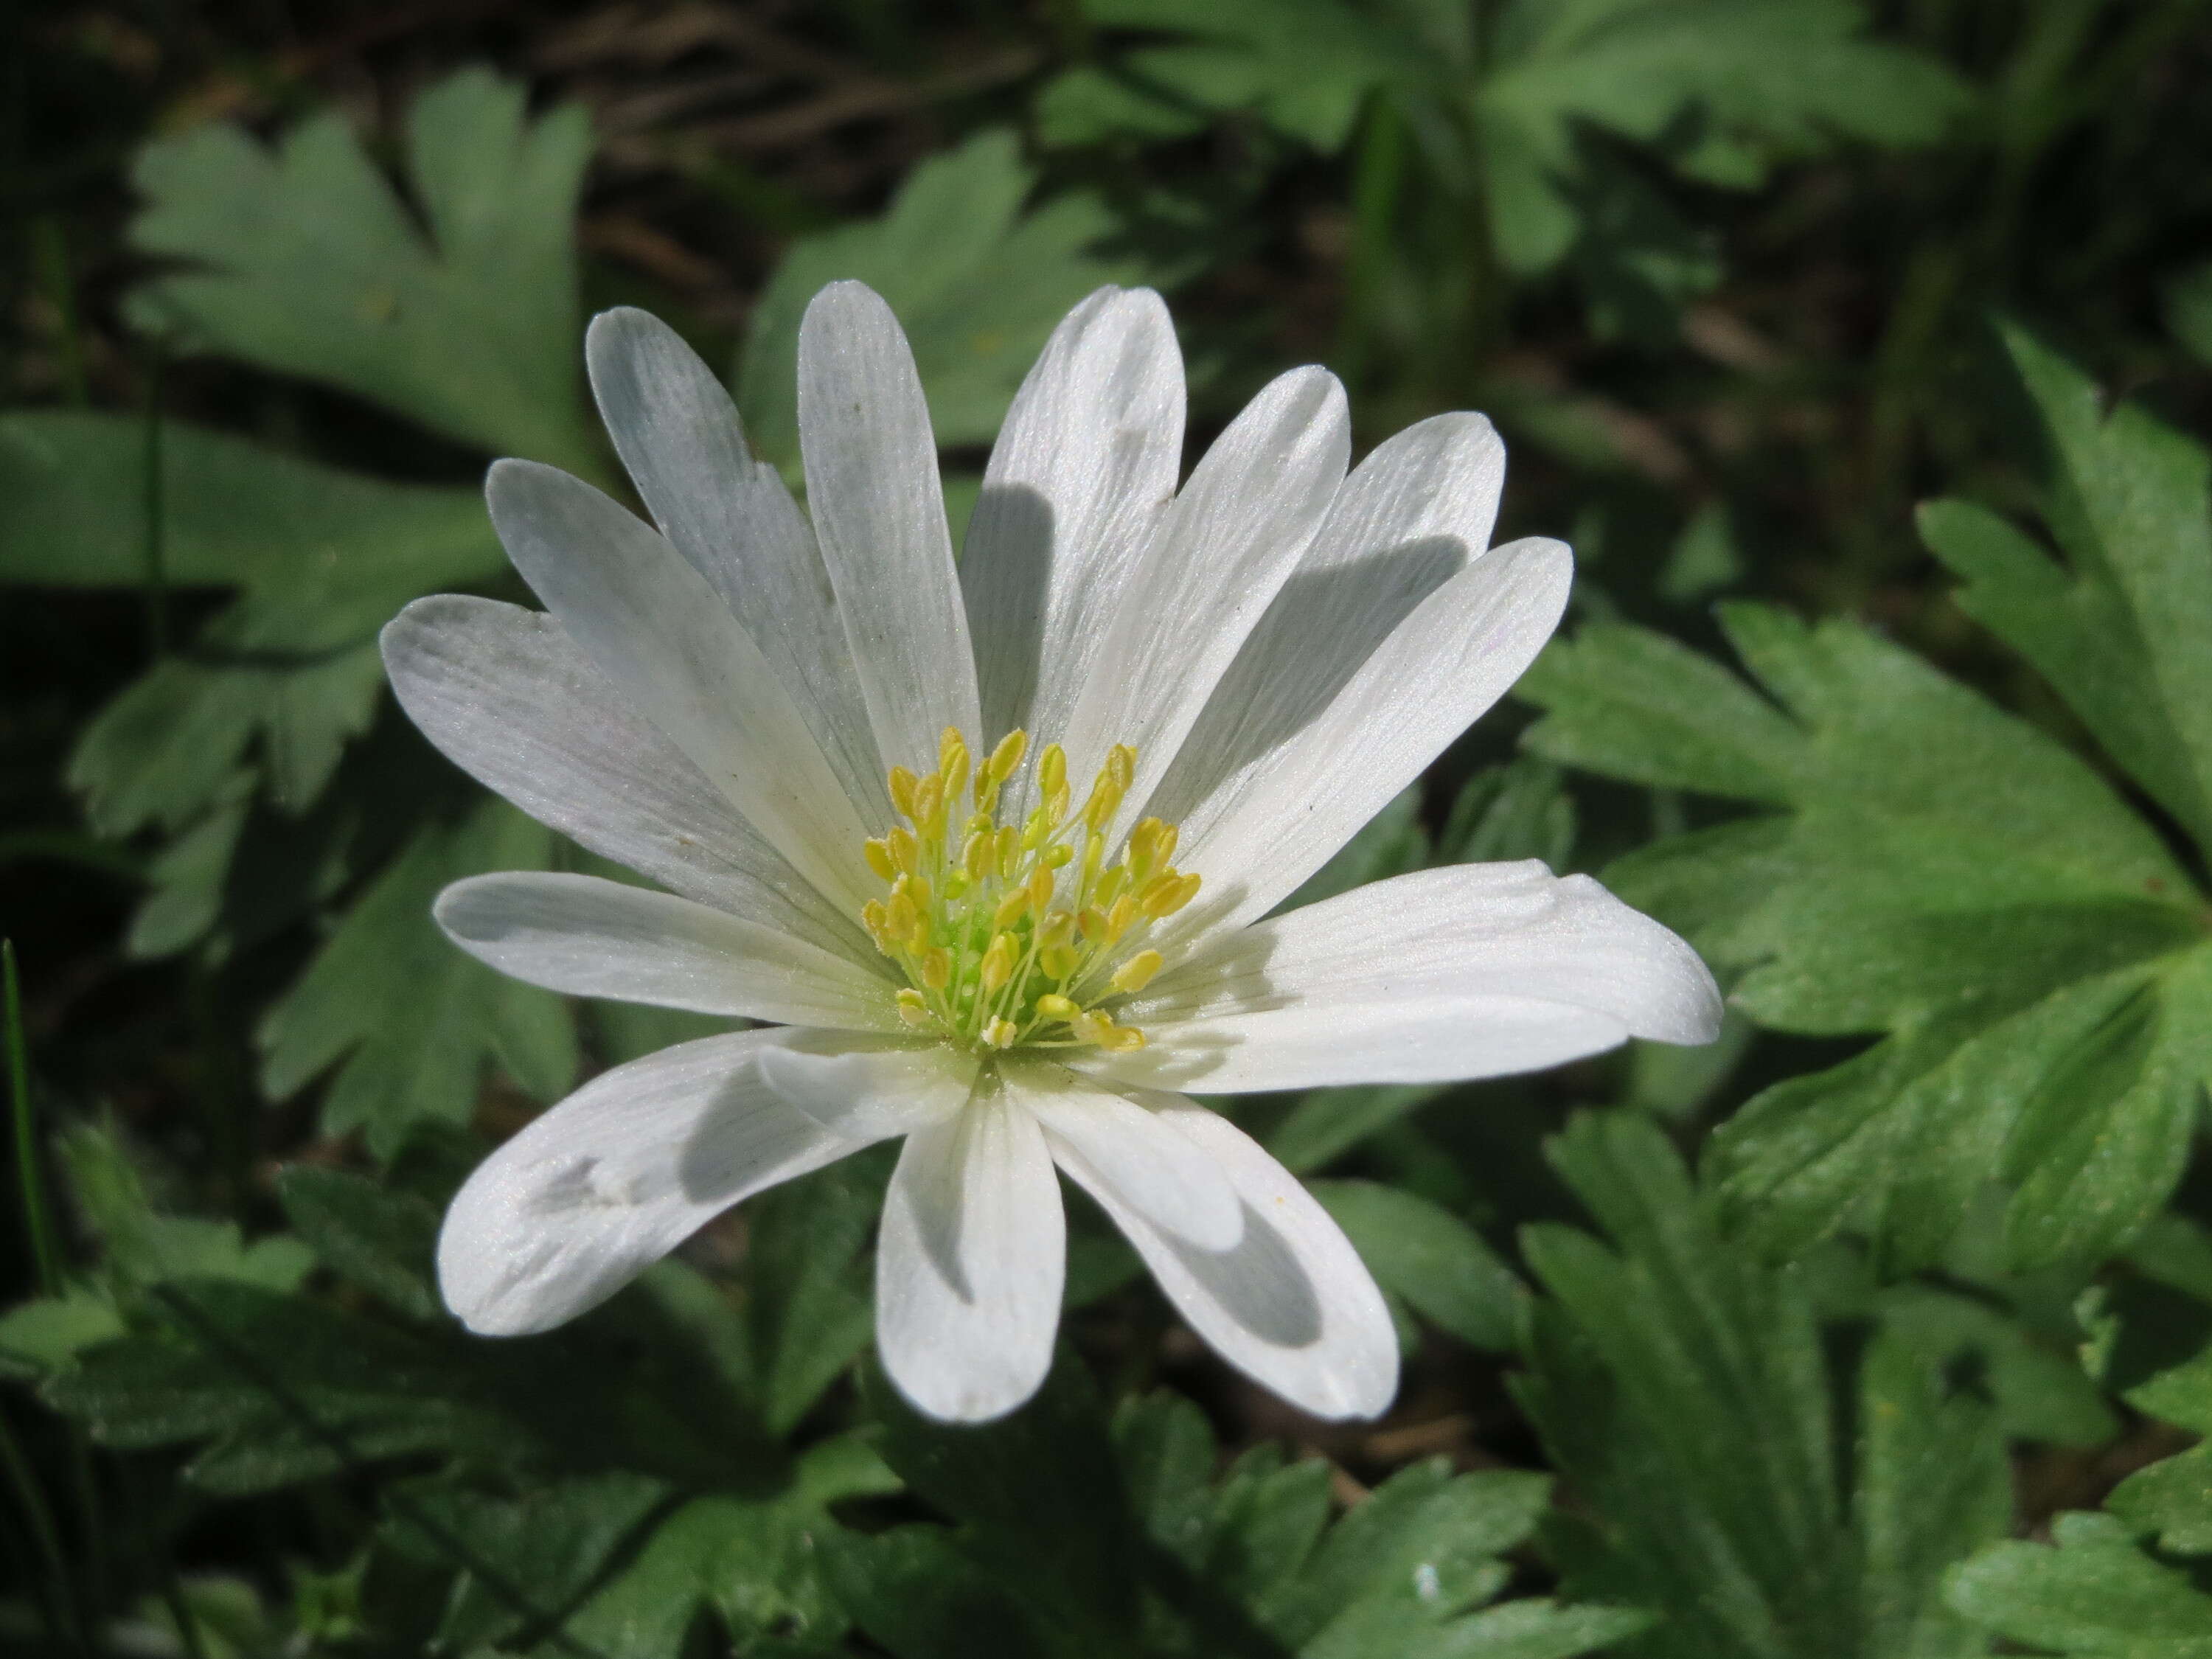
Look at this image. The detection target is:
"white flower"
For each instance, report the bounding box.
[380,282,1721,1424]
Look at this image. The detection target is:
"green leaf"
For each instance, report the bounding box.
[1512,1114,2010,1659]
[380,1471,669,1655]
[557,1435,897,1659]
[742,1148,892,1435]
[128,69,601,475]
[1312,1180,1528,1352]
[275,1166,442,1321]
[1920,324,2212,849]
[1523,585,2212,1270]
[737,131,1147,468]
[1947,1512,2212,1657]
[1074,0,1429,150]
[258,799,578,1155]
[0,411,502,619]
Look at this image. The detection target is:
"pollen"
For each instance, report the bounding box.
[857,727,1198,1055]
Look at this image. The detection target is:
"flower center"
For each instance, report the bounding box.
[858,727,1200,1055]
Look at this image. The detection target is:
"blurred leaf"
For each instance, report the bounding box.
[380,1470,667,1653]
[128,69,601,475]
[258,799,578,1155]
[742,1147,892,1435]
[1946,1512,2212,1657]
[1439,758,1578,869]
[1066,0,1427,150]
[0,412,501,613]
[737,130,1147,467]
[1266,1082,1442,1175]
[276,1166,442,1321]
[1312,1179,1528,1352]
[1522,527,2212,1271]
[2166,259,2212,371]
[1514,1114,2010,1659]
[2080,1270,2212,1556]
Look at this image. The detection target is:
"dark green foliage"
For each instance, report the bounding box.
[6,8,2212,1656]
[1514,1115,2010,1659]
[1518,331,2212,1273]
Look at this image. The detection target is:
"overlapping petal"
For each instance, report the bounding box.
[875,1079,1065,1422]
[437,1030,862,1336]
[1053,1098,1397,1420]
[434,872,899,1029]
[486,459,876,917]
[1002,1063,1242,1252]
[963,287,1186,758]
[381,596,860,953]
[798,281,980,776]
[1091,861,1723,1094]
[1063,365,1351,829]
[586,307,887,817]
[1155,536,1573,949]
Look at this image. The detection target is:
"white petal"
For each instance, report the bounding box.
[437,1030,860,1335]
[434,872,899,1030]
[1159,536,1573,950]
[485,459,875,918]
[1062,366,1350,828]
[1057,1099,1397,1420]
[586,307,886,817]
[1001,1063,1241,1251]
[797,282,980,775]
[962,288,1186,751]
[1092,863,1722,1094]
[1149,411,1503,843]
[380,596,862,955]
[757,1036,977,1141]
[875,1077,1064,1422]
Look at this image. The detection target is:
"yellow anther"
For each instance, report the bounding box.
[862,900,891,949]
[886,891,919,941]
[864,838,897,881]
[888,766,919,820]
[922,947,952,990]
[1034,993,1079,1020]
[1107,894,1138,939]
[1042,841,1074,869]
[887,826,919,875]
[995,826,1020,875]
[962,831,993,881]
[1108,744,1137,790]
[1138,871,1200,919]
[1110,950,1164,995]
[1040,945,1079,980]
[992,887,1032,930]
[1073,1011,1113,1046]
[979,933,1017,993]
[939,726,969,782]
[1046,782,1071,826]
[1039,743,1066,797]
[1037,910,1075,950]
[896,989,932,1028]
[913,774,945,836]
[1102,1024,1147,1052]
[987,729,1028,784]
[1082,775,1124,831]
[1093,866,1128,908]
[1079,906,1110,942]
[894,872,931,908]
[1026,867,1056,915]
[983,1017,1020,1049]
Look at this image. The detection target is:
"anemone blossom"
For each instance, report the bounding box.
[380,281,1722,1423]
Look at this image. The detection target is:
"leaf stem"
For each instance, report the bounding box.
[4,940,63,1297]
[141,337,169,659]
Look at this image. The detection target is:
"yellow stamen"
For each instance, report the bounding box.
[1110,950,1164,995]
